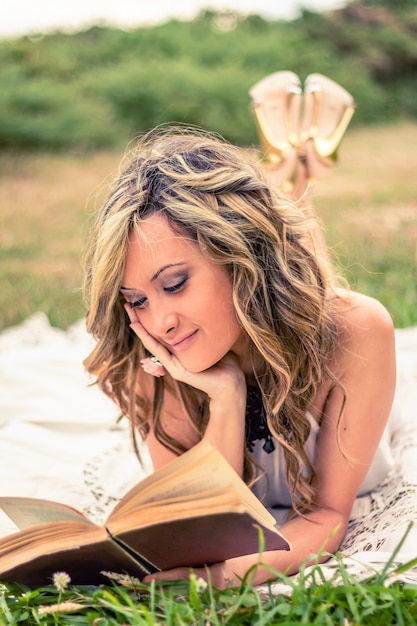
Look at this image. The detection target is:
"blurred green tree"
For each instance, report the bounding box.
[0,2,416,151]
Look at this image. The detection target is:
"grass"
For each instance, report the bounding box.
[1,121,416,331]
[1,546,417,625]
[0,150,118,330]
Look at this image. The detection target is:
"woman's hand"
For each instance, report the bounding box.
[125,304,247,475]
[124,303,246,402]
[142,555,261,590]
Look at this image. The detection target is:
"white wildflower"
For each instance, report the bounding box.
[195,577,208,592]
[52,571,71,592]
[189,573,208,593]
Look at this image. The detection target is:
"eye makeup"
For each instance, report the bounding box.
[163,274,188,293]
[120,273,189,309]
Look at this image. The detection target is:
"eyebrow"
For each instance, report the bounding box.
[120,262,187,291]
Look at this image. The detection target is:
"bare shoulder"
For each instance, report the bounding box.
[334,288,394,339]
[331,288,395,374]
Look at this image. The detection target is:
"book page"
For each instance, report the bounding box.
[0,497,95,530]
[111,440,278,529]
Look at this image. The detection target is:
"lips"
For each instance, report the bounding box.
[170,330,198,352]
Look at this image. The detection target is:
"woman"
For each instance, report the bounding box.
[83,126,396,588]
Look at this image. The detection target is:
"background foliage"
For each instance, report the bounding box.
[1,0,417,151]
[1,0,416,331]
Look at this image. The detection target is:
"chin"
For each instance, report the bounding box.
[178,354,222,374]
[182,363,212,374]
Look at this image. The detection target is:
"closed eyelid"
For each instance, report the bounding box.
[163,275,188,291]
[120,273,188,307]
[129,297,147,309]
[120,291,147,308]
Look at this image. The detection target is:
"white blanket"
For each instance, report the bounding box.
[1,313,416,577]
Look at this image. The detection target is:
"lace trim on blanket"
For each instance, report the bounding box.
[340,423,417,554]
[81,424,151,523]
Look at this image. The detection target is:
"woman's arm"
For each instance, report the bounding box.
[144,291,396,587]
[145,366,246,476]
[126,306,247,476]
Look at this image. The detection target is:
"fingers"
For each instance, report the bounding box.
[140,357,165,377]
[143,563,237,589]
[124,303,167,357]
[143,567,197,583]
[124,303,151,344]
[123,304,185,380]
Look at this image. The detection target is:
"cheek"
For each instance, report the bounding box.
[218,287,239,326]
[212,295,242,347]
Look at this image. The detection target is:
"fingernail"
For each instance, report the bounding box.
[140,357,165,377]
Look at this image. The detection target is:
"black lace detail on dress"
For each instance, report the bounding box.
[245,384,275,454]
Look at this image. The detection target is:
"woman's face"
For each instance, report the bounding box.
[121,213,246,373]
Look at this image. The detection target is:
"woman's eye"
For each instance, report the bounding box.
[130,297,147,309]
[164,276,188,293]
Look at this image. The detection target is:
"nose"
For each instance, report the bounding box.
[146,301,179,338]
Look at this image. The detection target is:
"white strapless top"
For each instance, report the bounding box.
[250,409,395,508]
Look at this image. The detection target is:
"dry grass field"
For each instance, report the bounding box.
[313,122,417,327]
[0,121,416,331]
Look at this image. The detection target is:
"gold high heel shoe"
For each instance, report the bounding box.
[249,71,302,186]
[249,71,356,188]
[301,73,356,180]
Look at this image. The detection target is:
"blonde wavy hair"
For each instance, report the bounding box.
[83,126,341,513]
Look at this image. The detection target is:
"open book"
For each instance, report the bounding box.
[0,440,289,586]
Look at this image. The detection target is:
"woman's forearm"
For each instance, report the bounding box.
[233,507,348,585]
[281,510,347,572]
[203,390,247,476]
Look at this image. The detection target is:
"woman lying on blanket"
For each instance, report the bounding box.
[83,105,396,587]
